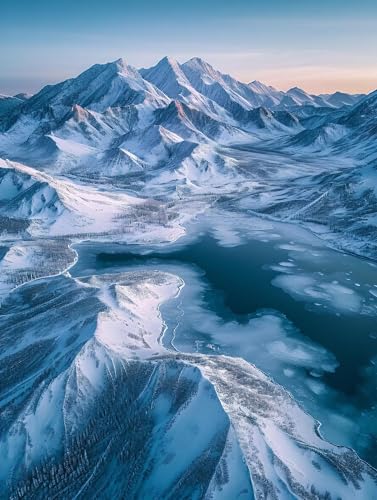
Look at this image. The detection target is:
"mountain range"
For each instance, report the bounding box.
[1,56,377,498]
[0,56,376,257]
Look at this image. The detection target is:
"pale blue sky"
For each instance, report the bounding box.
[2,0,377,95]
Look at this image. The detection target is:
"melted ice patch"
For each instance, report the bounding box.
[272,274,362,314]
[278,261,296,267]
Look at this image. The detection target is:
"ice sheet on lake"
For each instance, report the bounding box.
[272,273,363,314]
[155,261,377,457]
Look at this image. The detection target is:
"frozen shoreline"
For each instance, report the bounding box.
[2,267,376,497]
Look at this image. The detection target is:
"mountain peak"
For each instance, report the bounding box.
[158,56,180,68]
[108,58,139,76]
[184,57,216,73]
[77,58,135,81]
[113,57,127,68]
[287,86,311,97]
[249,80,280,95]
[141,56,183,76]
[140,57,190,99]
[14,92,32,101]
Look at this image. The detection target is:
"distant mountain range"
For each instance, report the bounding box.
[0,56,372,177]
[0,57,364,120]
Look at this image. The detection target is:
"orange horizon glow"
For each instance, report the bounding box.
[235,67,377,95]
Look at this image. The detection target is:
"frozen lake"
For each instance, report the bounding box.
[71,214,377,466]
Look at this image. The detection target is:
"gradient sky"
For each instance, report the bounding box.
[2,0,377,95]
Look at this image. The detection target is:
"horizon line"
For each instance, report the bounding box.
[1,55,375,97]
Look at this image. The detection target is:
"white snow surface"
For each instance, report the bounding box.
[0,271,376,498]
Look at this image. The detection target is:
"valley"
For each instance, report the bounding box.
[0,56,376,498]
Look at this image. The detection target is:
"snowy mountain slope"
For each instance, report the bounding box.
[153,100,249,142]
[180,58,277,120]
[54,104,138,149]
[112,124,193,169]
[287,123,349,151]
[181,58,311,113]
[0,59,170,164]
[334,90,377,160]
[321,91,365,108]
[242,107,302,132]
[96,146,147,176]
[0,60,254,179]
[141,57,194,99]
[141,56,232,122]
[0,95,24,118]
[0,57,361,145]
[0,159,189,302]
[277,87,364,110]
[108,128,243,193]
[0,271,253,498]
[0,160,65,220]
[143,56,360,112]
[0,56,364,186]
[248,80,284,104]
[1,271,376,499]
[292,106,346,132]
[0,55,375,261]
[12,59,168,119]
[239,153,377,258]
[13,93,32,101]
[0,157,191,300]
[0,240,76,301]
[0,159,182,239]
[285,90,377,160]
[0,55,377,498]
[281,87,330,108]
[58,100,250,180]
[179,58,359,114]
[186,353,377,499]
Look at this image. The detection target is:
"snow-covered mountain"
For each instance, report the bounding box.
[336,90,377,159]
[285,89,377,161]
[21,58,168,116]
[180,57,281,120]
[1,55,377,499]
[0,56,375,254]
[1,271,376,499]
[280,87,328,108]
[321,91,364,108]
[141,57,230,121]
[0,56,364,175]
[0,159,137,234]
[248,80,284,103]
[0,94,24,118]
[0,57,374,251]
